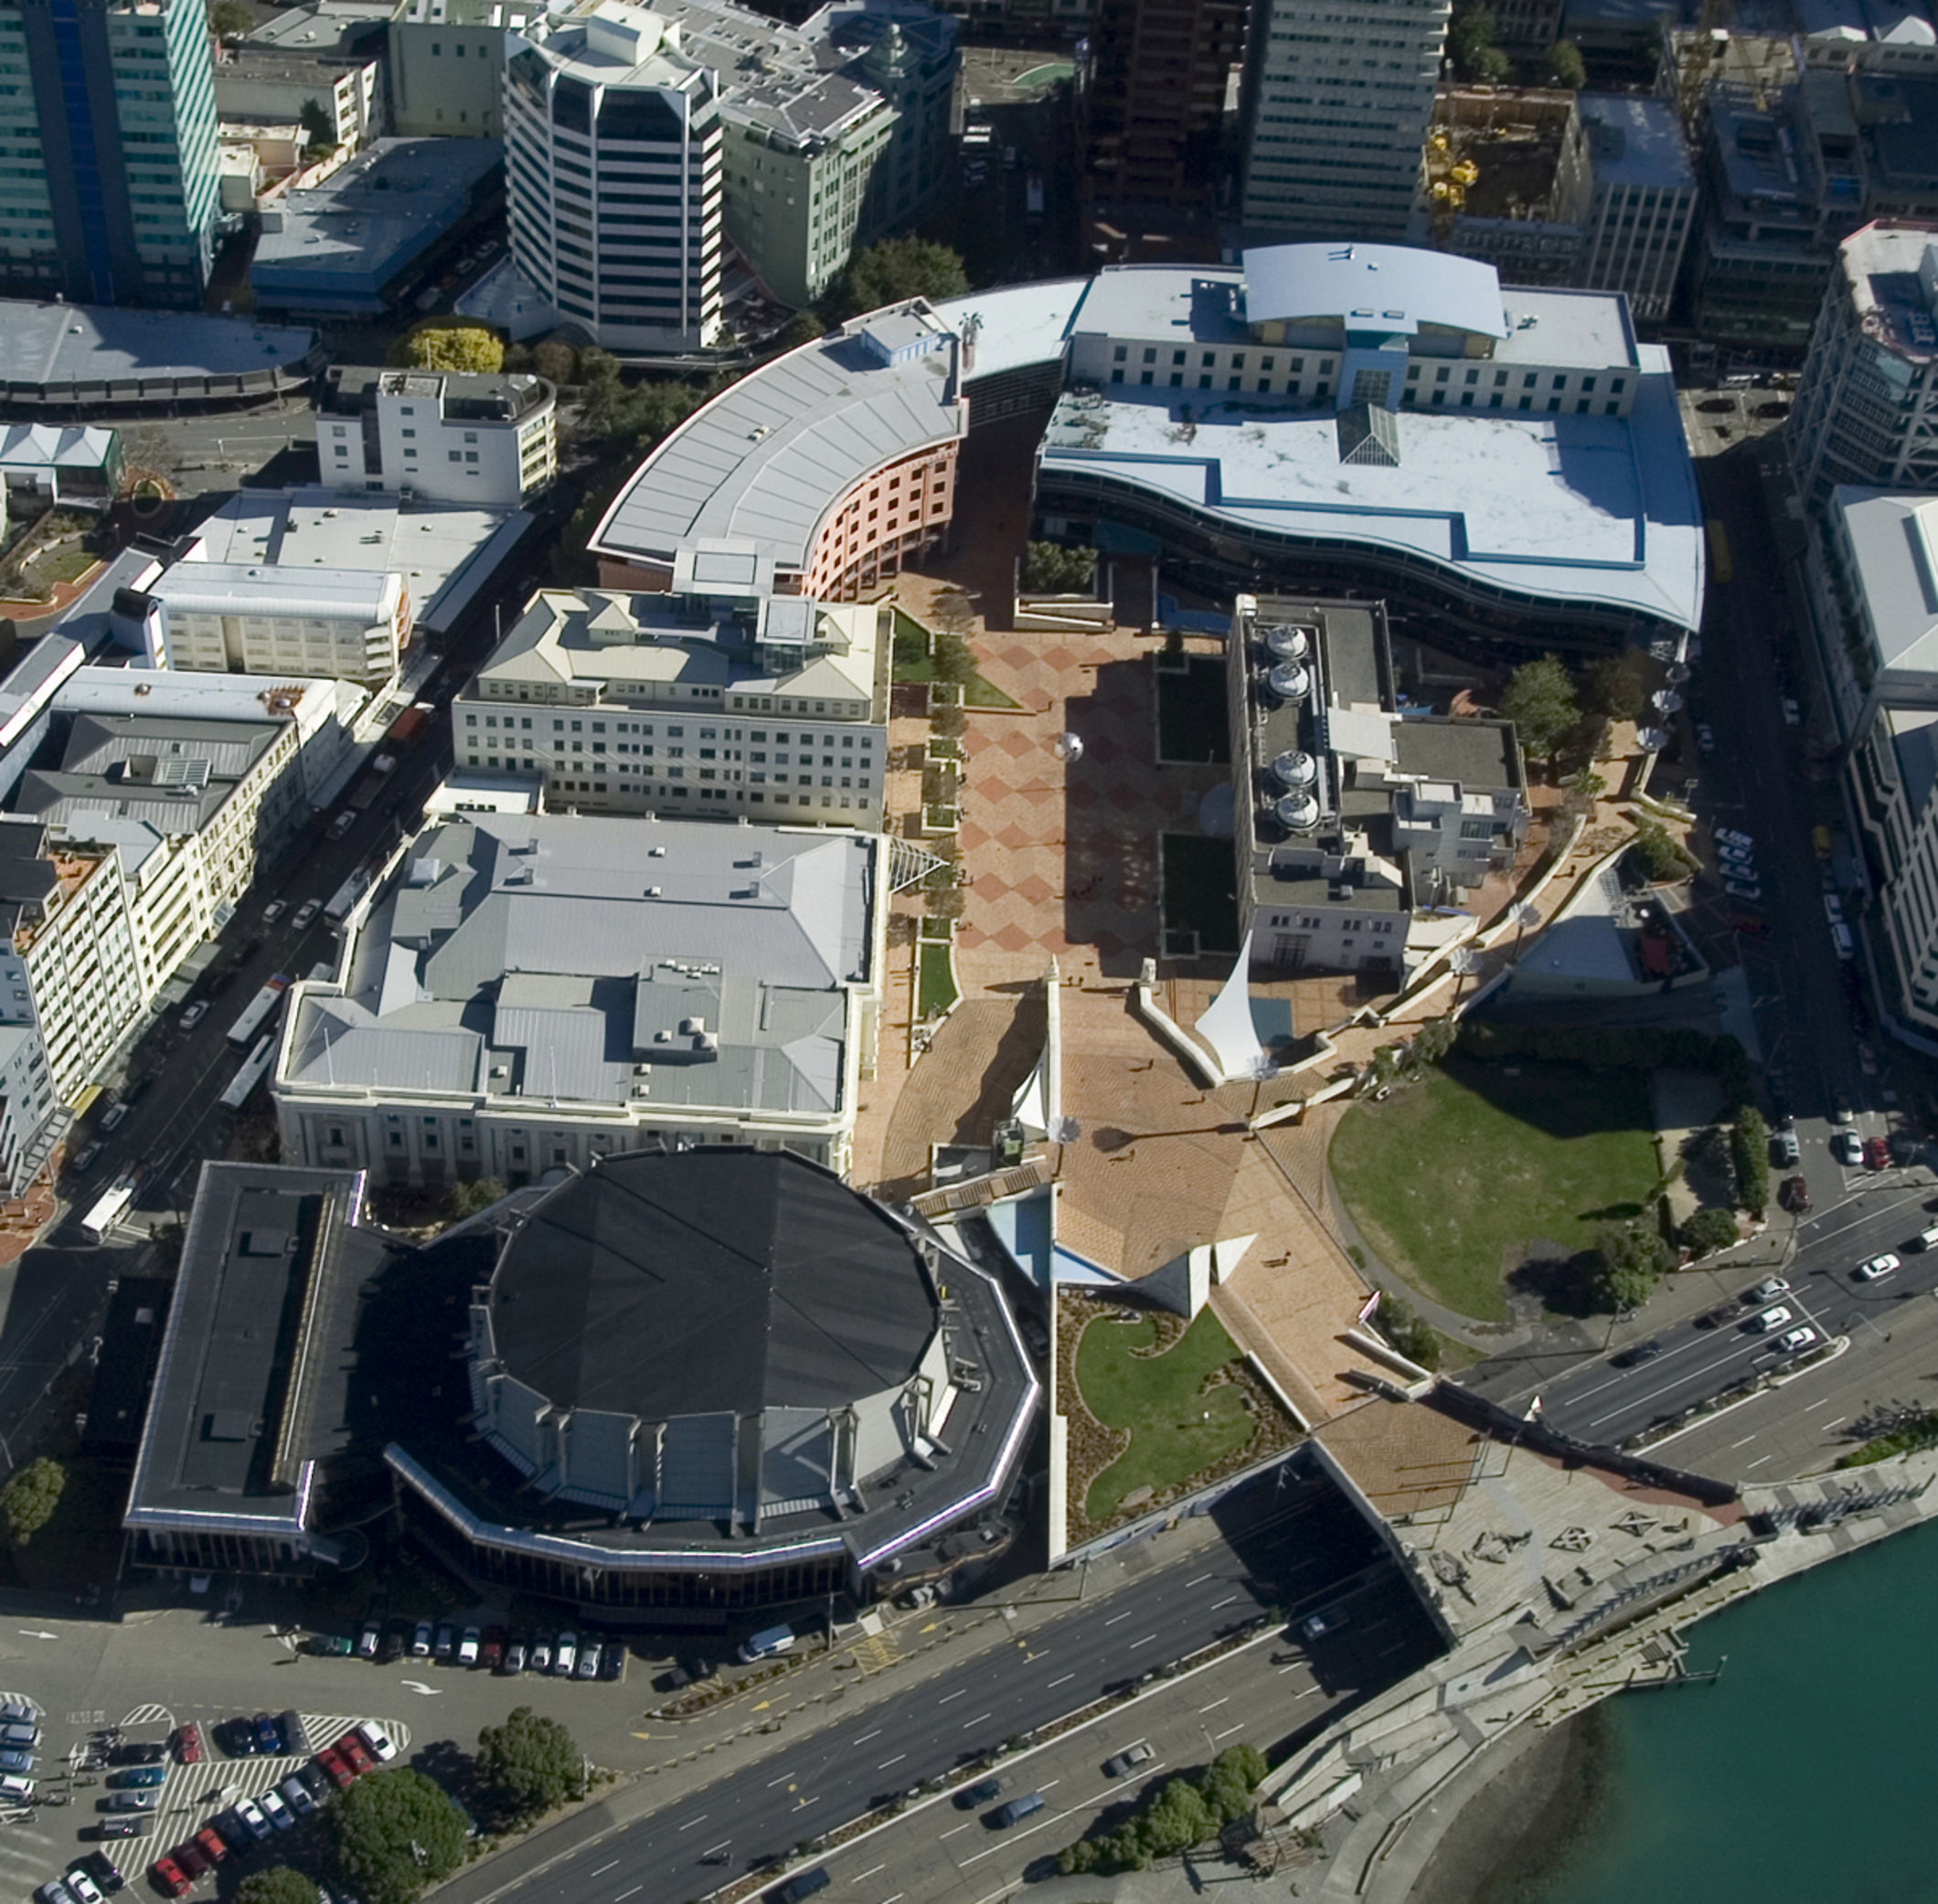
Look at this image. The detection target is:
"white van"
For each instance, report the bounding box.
[737,1623,795,1663]
[0,1772,34,1803]
[1913,1226,1938,1252]
[1831,921,1855,960]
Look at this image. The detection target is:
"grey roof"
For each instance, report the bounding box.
[124,1164,388,1527]
[1241,242,1509,341]
[486,1148,938,1420]
[0,302,319,391]
[592,313,964,569]
[285,813,872,1116]
[1579,93,1696,190]
[1391,716,1520,789]
[1837,487,1938,676]
[16,714,282,835]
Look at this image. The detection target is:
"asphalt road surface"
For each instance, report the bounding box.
[486,1476,1440,1904]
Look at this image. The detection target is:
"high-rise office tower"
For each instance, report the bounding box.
[1239,0,1449,241]
[0,0,221,305]
[1083,0,1247,211]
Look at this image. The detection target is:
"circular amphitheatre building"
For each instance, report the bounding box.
[386,1146,1039,1616]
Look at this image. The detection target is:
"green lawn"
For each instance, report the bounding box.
[1330,1059,1659,1323]
[918,939,958,1017]
[1159,834,1240,955]
[890,608,1021,709]
[1077,1309,1252,1524]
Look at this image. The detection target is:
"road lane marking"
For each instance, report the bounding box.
[855,1729,881,1744]
[851,1866,885,1883]
[591,1864,618,1877]
[766,1771,795,1786]
[1746,1454,1775,1469]
[1214,1724,1246,1739]
[878,1755,905,1768]
[940,1823,972,1840]
[961,1712,992,1728]
[1185,1573,1214,1586]
[614,1890,641,1902]
[939,1688,967,1704]
[1129,1633,1158,1648]
[676,1815,708,1832]
[1806,1396,1840,1411]
[1730,1432,1759,1449]
[1103,1612,1132,1625]
[1294,1686,1323,1699]
[1198,1697,1229,1714]
[1048,1674,1074,1688]
[1209,1595,1241,1609]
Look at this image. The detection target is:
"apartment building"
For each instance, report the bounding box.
[314,366,557,505]
[151,564,411,687]
[218,2,388,154]
[453,581,887,826]
[0,0,222,305]
[1238,0,1450,240]
[1791,220,1938,508]
[273,811,883,1182]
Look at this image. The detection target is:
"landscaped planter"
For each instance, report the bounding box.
[921,804,960,836]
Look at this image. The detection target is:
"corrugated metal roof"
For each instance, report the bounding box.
[1241,241,1509,340]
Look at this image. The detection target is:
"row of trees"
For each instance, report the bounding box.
[1056,1745,1268,1876]
[1447,8,1587,88]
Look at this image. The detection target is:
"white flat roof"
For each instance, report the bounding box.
[1243,242,1509,340]
[156,562,400,622]
[1040,349,1701,629]
[1837,486,1938,675]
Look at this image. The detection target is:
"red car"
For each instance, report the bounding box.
[314,1745,356,1791]
[1865,1135,1892,1170]
[171,1842,210,1880]
[335,1732,376,1776]
[172,1724,202,1767]
[150,1857,191,1899]
[193,1828,228,1867]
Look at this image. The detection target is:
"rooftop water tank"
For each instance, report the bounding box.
[1275,791,1321,832]
[1271,749,1317,790]
[1266,660,1312,703]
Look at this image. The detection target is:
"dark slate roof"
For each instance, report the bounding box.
[489,1148,938,1420]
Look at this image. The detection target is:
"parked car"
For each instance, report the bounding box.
[599,1643,625,1682]
[434,1623,456,1662]
[0,1749,35,1774]
[1778,1326,1818,1355]
[410,1621,433,1658]
[101,1792,159,1814]
[277,1713,309,1758]
[480,1629,505,1671]
[257,1789,293,1833]
[458,1627,481,1668]
[65,1868,105,1904]
[191,1829,227,1867]
[148,1859,189,1899]
[353,1724,398,1766]
[1834,1129,1864,1167]
[38,1881,76,1904]
[335,1734,376,1777]
[70,1143,101,1175]
[500,1640,527,1675]
[171,1726,200,1767]
[575,1643,601,1680]
[1865,1134,1892,1170]
[1715,828,1753,849]
[308,1633,353,1658]
[327,811,356,841]
[357,1622,382,1660]
[79,1852,124,1896]
[294,1763,333,1805]
[262,900,288,924]
[1856,1252,1901,1282]
[250,1713,279,1756]
[232,1799,271,1842]
[92,1821,149,1842]
[217,1718,257,1759]
[1773,1129,1801,1165]
[104,1768,165,1790]
[529,1636,553,1675]
[279,1776,315,1819]
[1723,878,1762,901]
[168,1845,208,1883]
[554,1633,579,1677]
[314,1746,355,1792]
[1103,1742,1156,1778]
[100,1101,128,1133]
[0,1772,34,1803]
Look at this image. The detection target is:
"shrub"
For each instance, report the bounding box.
[237,1873,319,1904]
[1678,1206,1740,1258]
[1373,1290,1443,1371]
[1731,1107,1771,1214]
[1,1457,65,1547]
[1630,820,1698,882]
[1022,541,1097,591]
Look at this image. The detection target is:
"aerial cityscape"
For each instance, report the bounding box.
[0,0,1933,1897]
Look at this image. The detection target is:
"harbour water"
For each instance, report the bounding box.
[1502,1512,1938,1902]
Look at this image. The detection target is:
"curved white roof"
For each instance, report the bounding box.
[1241,242,1508,341]
[154,562,401,622]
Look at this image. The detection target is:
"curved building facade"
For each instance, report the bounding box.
[506,3,723,352]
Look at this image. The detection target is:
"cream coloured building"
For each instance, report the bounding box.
[151,565,410,688]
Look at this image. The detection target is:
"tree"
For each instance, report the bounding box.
[623,379,703,455]
[1678,1207,1739,1258]
[334,1770,471,1904]
[530,339,578,387]
[1,1457,65,1547]
[1021,541,1097,592]
[1447,8,1511,80]
[1582,651,1648,721]
[1497,655,1580,760]
[298,98,338,155]
[930,590,976,640]
[1409,1016,1456,1067]
[930,630,977,688]
[1198,1744,1268,1825]
[1546,38,1586,87]
[1589,1223,1671,1314]
[779,310,825,349]
[1731,1107,1771,1214]
[238,1872,320,1904]
[475,1707,587,1821]
[206,0,255,37]
[1563,764,1608,810]
[931,697,967,740]
[445,1177,506,1221]
[1139,1777,1215,1856]
[1373,1290,1443,1372]
[836,239,968,318]
[1630,819,1698,883]
[576,347,624,438]
[392,324,505,375]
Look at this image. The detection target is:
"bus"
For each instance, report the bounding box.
[1705,517,1733,585]
[220,1034,277,1112]
[226,973,290,1049]
[80,1179,135,1244]
[325,867,372,926]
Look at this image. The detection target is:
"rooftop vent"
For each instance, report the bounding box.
[1276,792,1321,832]
[1264,623,1311,662]
[1266,660,1311,704]
[1271,749,1317,790]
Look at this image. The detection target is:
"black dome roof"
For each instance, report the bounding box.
[486,1149,939,1421]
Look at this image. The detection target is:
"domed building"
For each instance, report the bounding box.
[386,1147,1039,1614]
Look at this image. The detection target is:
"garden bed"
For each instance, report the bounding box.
[889,608,1020,709]
[918,940,959,1017]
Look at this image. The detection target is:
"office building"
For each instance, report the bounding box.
[314,366,558,505]
[150,564,411,687]
[273,810,884,1181]
[1790,220,1938,508]
[0,1014,54,1194]
[1225,595,1527,977]
[1578,93,1696,324]
[453,580,887,826]
[505,3,724,351]
[217,1,388,153]
[0,0,222,305]
[389,0,538,137]
[1238,0,1449,240]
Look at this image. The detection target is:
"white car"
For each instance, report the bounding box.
[1781,697,1802,727]
[1723,879,1762,901]
[179,1001,208,1030]
[1752,1304,1793,1333]
[293,899,322,930]
[1855,1252,1901,1282]
[258,1788,294,1832]
[1825,894,1846,925]
[1749,1277,1790,1301]
[554,1633,579,1677]
[65,1872,104,1904]
[1833,1129,1864,1166]
[354,1723,398,1764]
[1777,1326,1817,1355]
[262,899,288,923]
[458,1627,480,1667]
[1716,828,1754,849]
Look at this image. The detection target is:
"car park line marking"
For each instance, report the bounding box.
[960,1713,993,1728]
